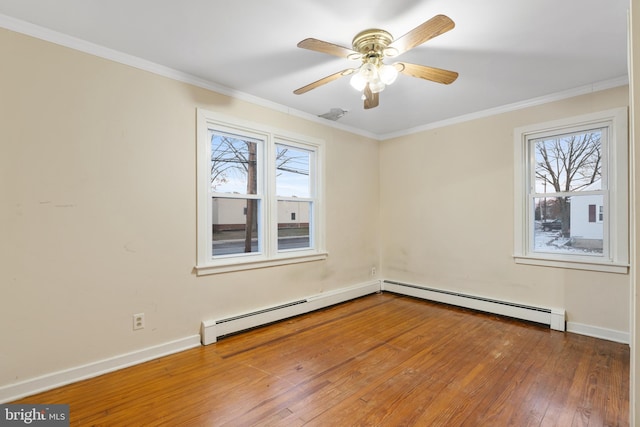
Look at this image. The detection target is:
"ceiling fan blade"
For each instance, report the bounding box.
[389,15,455,56]
[363,84,379,109]
[297,38,359,59]
[293,69,356,95]
[396,62,458,85]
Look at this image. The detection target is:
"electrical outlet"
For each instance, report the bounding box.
[133,313,145,330]
[371,267,377,277]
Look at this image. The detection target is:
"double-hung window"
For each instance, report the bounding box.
[196,109,326,275]
[513,108,628,273]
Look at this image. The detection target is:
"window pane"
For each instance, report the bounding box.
[276,144,311,198]
[277,200,310,250]
[533,195,603,255]
[533,129,602,194]
[210,131,259,195]
[212,197,260,256]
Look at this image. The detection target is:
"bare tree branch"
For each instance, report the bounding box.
[533,130,602,236]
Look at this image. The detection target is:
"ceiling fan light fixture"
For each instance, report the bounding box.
[349,72,367,91]
[378,63,398,85]
[360,62,377,80]
[369,78,386,93]
[294,15,458,109]
[350,61,391,93]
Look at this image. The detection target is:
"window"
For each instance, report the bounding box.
[196,109,326,275]
[587,204,604,224]
[513,108,628,273]
[588,205,596,223]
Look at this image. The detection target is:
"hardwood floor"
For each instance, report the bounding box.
[13,293,629,426]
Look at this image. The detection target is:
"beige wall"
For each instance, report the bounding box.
[0,29,380,386]
[380,86,630,334]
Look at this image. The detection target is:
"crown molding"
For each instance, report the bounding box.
[0,13,378,140]
[0,13,628,142]
[379,75,629,140]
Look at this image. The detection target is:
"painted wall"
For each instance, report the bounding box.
[0,29,380,387]
[380,85,630,336]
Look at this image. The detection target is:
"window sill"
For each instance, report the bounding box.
[195,251,328,276]
[513,255,628,274]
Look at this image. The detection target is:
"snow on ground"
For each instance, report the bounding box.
[533,227,602,256]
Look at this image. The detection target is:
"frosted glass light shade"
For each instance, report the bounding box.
[379,64,398,85]
[350,62,397,93]
[360,63,377,80]
[350,72,367,91]
[369,78,386,93]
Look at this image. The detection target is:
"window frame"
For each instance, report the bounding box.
[513,107,628,273]
[273,139,316,253]
[196,109,327,275]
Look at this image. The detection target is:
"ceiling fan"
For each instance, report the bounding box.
[293,14,459,109]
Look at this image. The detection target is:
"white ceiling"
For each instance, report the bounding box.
[0,0,629,138]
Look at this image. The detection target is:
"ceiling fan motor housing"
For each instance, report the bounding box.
[352,29,393,60]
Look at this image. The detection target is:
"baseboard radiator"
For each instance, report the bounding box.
[200,281,380,345]
[383,280,565,331]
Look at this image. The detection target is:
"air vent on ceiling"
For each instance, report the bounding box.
[318,108,347,121]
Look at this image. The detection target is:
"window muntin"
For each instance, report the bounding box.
[513,108,628,273]
[196,109,326,274]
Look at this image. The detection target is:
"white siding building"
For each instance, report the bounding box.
[569,181,603,249]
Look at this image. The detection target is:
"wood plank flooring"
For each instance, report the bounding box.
[12,293,629,426]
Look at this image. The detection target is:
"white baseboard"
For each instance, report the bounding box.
[201,280,381,345]
[566,322,629,344]
[0,335,201,403]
